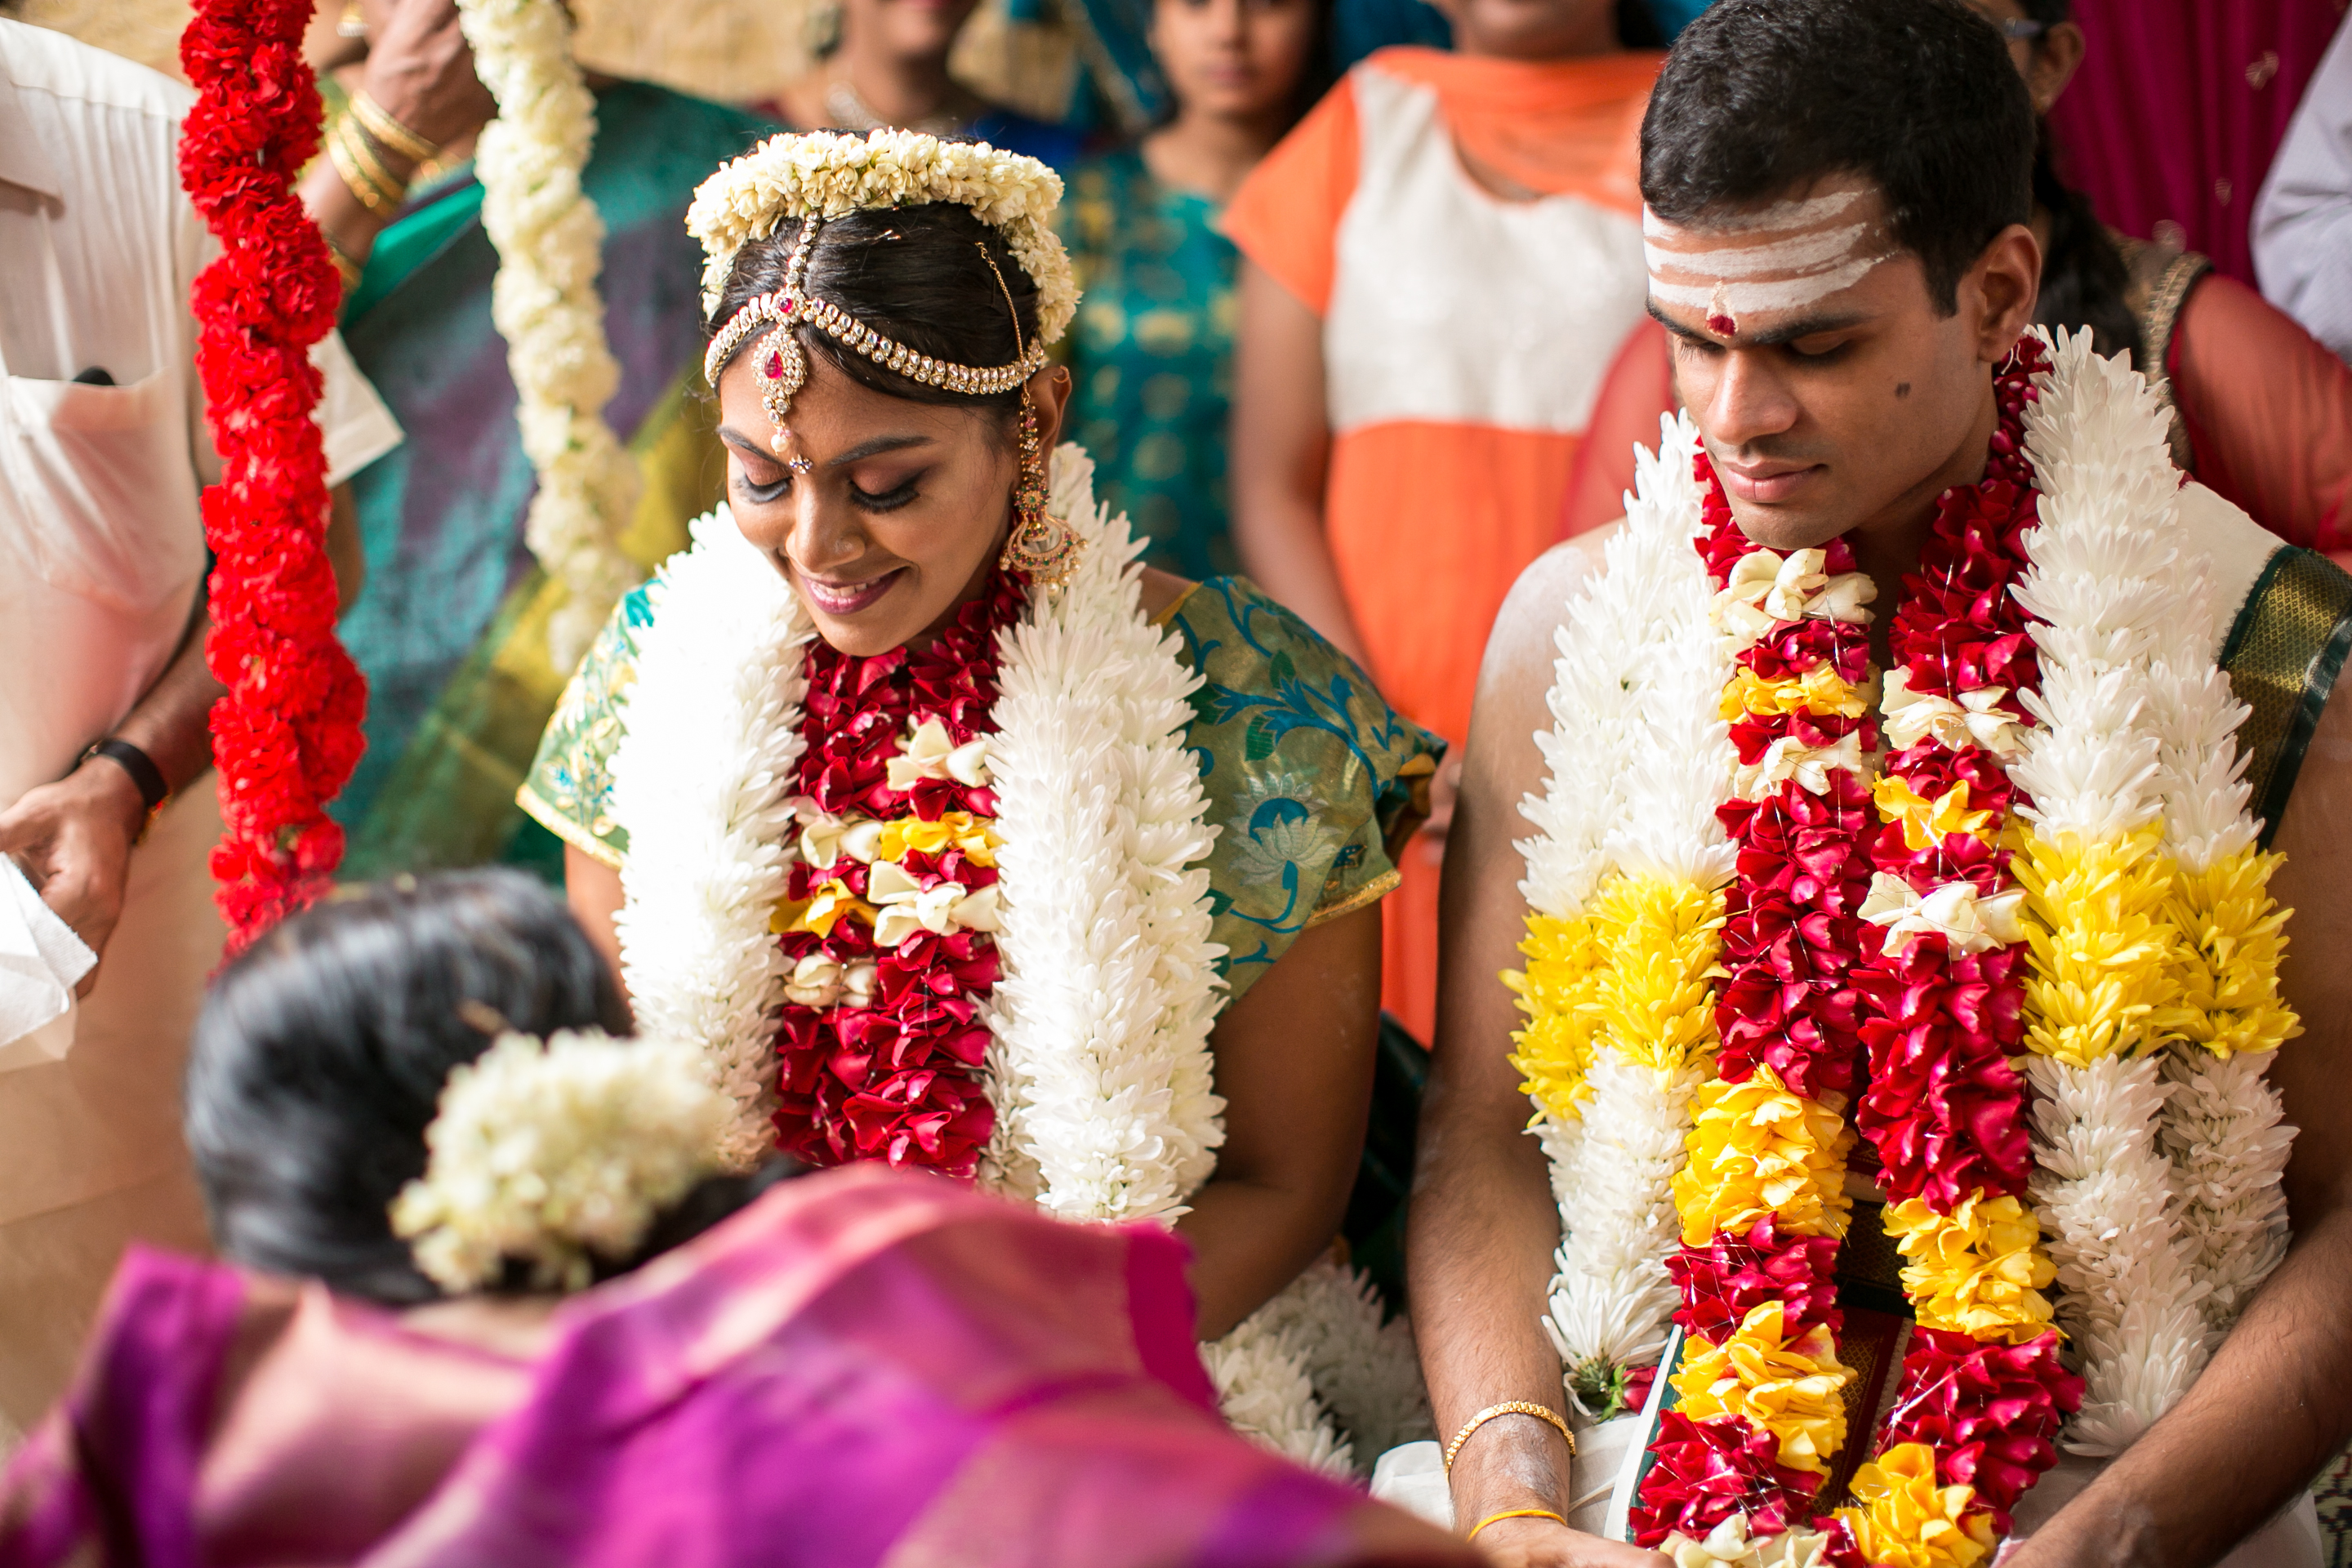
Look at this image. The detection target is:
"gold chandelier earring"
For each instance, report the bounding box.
[997,388,1080,589]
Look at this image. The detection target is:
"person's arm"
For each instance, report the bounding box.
[1174,902,1383,1341]
[564,845,628,993]
[2252,21,2352,364]
[0,486,367,982]
[1230,260,1368,666]
[1409,538,1668,1567]
[300,0,496,276]
[2168,275,2352,556]
[2006,679,2352,1568]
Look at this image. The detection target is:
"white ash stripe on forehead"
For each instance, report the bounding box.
[1646,254,1892,318]
[1638,187,1868,238]
[1642,222,1874,279]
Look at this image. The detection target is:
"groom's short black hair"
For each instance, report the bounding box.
[1640,0,2035,314]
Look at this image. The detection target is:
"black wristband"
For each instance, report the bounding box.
[82,738,170,815]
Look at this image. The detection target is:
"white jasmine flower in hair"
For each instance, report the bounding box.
[390,1030,731,1294]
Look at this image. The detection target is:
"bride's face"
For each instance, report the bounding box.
[715,351,1070,657]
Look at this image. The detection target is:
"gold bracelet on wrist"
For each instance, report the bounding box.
[350,89,441,164]
[321,228,363,292]
[1468,1508,1567,1543]
[328,114,407,220]
[1442,1401,1576,1474]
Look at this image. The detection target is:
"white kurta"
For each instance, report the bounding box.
[0,17,403,1441]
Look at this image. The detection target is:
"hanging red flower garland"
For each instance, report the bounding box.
[180,0,366,949]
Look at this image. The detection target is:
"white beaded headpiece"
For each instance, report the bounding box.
[690,130,1073,447]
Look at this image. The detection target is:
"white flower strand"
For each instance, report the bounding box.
[1522,413,1733,1405]
[455,0,643,669]
[2014,328,2212,1454]
[391,1030,729,1294]
[610,506,813,1167]
[983,446,1227,1225]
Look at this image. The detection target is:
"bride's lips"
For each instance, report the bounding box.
[796,564,902,616]
[1717,457,1825,506]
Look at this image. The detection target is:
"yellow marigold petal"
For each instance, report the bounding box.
[1668,1303,1853,1478]
[2013,827,2181,1065]
[2168,845,2301,1059]
[1508,911,1606,1121]
[1885,1189,2056,1343]
[1835,1444,1996,1568]
[1587,875,1726,1075]
[1673,1066,1854,1245]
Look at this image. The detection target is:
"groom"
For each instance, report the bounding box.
[1410,2,2352,1565]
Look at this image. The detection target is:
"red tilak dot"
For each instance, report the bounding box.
[1708,314,1738,336]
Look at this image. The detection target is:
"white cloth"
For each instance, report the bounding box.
[1370,1411,1648,1535]
[2253,17,2352,366]
[0,17,403,808]
[0,855,94,1066]
[1323,63,1649,438]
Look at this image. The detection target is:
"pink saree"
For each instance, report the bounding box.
[0,1165,1461,1568]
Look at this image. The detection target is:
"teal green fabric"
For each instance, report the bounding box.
[1062,146,1241,581]
[330,83,775,876]
[521,572,1443,1003]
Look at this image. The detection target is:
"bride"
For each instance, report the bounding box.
[518,130,1441,1466]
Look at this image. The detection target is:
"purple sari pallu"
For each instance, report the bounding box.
[0,1167,1393,1568]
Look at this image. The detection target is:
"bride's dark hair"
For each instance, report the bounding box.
[187,870,796,1304]
[706,197,1043,417]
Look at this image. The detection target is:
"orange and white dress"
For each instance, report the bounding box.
[1223,45,1661,1035]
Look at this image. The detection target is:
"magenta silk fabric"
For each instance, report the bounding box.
[0,1167,1373,1568]
[2047,0,2345,286]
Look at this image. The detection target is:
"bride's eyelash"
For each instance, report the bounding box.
[737,470,789,505]
[853,479,918,514]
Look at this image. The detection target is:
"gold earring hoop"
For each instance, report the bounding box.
[997,389,1080,589]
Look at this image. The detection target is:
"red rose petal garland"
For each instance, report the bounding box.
[770,570,1027,1178]
[180,0,366,947]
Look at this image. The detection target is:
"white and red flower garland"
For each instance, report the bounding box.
[180,0,367,947]
[1510,331,2298,1568]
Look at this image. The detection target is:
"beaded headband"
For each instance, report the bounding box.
[702,213,1049,451]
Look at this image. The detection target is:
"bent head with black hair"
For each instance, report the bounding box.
[1637,0,2043,555]
[188,870,791,1304]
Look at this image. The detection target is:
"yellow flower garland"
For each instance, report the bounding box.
[1508,910,1607,1121]
[1589,874,1727,1075]
[2167,846,2300,1059]
[1883,1190,2057,1343]
[2013,826,2181,1064]
[1668,1301,1853,1480]
[1673,1068,1855,1245]
[1834,1445,1995,1568]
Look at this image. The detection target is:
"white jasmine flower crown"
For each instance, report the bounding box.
[687,127,1078,350]
[390,1028,733,1294]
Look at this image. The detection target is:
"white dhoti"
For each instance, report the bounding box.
[0,776,221,1445]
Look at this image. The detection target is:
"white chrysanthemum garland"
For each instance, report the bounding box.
[391,1029,730,1293]
[607,446,1417,1472]
[1510,415,1735,1419]
[455,0,643,669]
[686,129,1079,348]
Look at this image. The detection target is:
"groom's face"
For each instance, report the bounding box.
[1644,174,2032,555]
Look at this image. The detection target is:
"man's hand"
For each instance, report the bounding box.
[1473,1518,1673,1568]
[0,760,147,991]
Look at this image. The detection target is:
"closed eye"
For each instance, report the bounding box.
[852,478,920,514]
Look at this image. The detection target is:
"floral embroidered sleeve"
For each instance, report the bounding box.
[1162,576,1444,1000]
[517,580,663,867]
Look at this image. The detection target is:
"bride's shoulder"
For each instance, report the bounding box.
[1137,565,1193,621]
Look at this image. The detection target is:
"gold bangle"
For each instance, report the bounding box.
[321,228,363,292]
[350,89,441,164]
[341,114,412,207]
[1467,1508,1567,1543]
[327,117,404,220]
[1443,1401,1576,1473]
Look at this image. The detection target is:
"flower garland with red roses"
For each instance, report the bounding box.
[180,0,367,947]
[1629,341,2080,1564]
[770,569,1026,1178]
